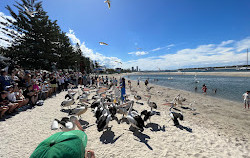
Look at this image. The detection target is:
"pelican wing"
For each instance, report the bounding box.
[51,120,59,130]
[107,2,111,9]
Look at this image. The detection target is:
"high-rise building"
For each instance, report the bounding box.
[132,67,134,72]
[136,66,138,72]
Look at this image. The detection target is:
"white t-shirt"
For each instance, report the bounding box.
[7,92,16,102]
[243,93,249,101]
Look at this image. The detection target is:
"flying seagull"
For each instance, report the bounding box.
[104,0,111,9]
[23,5,38,18]
[115,61,122,64]
[99,42,108,46]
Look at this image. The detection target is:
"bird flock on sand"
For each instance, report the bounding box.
[51,81,194,133]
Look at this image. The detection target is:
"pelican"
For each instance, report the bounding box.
[104,0,111,9]
[126,101,144,132]
[51,116,84,132]
[141,110,154,123]
[96,104,112,132]
[145,95,157,111]
[23,5,38,17]
[69,104,88,119]
[99,42,108,45]
[61,94,75,109]
[169,105,183,126]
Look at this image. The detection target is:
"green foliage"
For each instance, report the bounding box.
[0,0,96,72]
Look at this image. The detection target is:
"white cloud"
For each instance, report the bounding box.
[66,29,122,68]
[151,44,175,52]
[128,51,148,56]
[236,37,250,52]
[152,47,161,52]
[122,37,250,70]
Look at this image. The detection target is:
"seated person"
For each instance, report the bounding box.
[0,91,19,114]
[23,85,38,105]
[13,84,29,108]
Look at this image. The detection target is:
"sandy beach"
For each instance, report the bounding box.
[0,73,250,158]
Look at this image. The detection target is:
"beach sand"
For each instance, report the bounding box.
[0,74,250,158]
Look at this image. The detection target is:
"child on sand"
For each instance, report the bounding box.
[242,91,249,109]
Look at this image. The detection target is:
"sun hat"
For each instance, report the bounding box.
[30,130,87,158]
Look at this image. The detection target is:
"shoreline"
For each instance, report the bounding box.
[128,71,250,77]
[123,73,244,104]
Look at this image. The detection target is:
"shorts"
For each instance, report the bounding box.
[244,100,249,104]
[51,84,58,88]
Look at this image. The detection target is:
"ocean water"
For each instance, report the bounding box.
[126,74,250,103]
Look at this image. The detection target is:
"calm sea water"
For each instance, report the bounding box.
[126,74,250,102]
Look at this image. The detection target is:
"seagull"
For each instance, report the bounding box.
[23,5,38,17]
[104,0,111,9]
[99,42,108,45]
[115,61,122,64]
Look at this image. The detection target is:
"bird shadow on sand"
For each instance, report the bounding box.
[100,129,124,144]
[176,125,192,133]
[79,119,95,130]
[132,129,153,150]
[118,117,129,124]
[60,109,70,113]
[145,123,166,132]
[173,107,181,112]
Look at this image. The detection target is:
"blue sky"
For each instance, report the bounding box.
[1,0,250,70]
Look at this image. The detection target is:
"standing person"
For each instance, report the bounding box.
[105,76,109,85]
[120,78,126,102]
[128,80,132,91]
[242,91,249,109]
[50,75,57,94]
[202,84,207,94]
[137,77,140,87]
[145,79,149,87]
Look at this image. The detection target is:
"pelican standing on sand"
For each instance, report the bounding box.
[69,104,88,119]
[51,116,84,132]
[145,95,157,111]
[169,105,184,126]
[104,0,111,9]
[126,101,145,132]
[61,94,75,109]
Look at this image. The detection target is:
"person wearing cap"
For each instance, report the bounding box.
[31,120,96,158]
[0,91,19,114]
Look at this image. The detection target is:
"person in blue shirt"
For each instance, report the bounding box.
[120,78,126,102]
[0,70,12,91]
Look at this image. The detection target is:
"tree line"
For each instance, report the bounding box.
[0,0,96,73]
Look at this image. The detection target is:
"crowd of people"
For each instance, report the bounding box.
[0,67,91,119]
